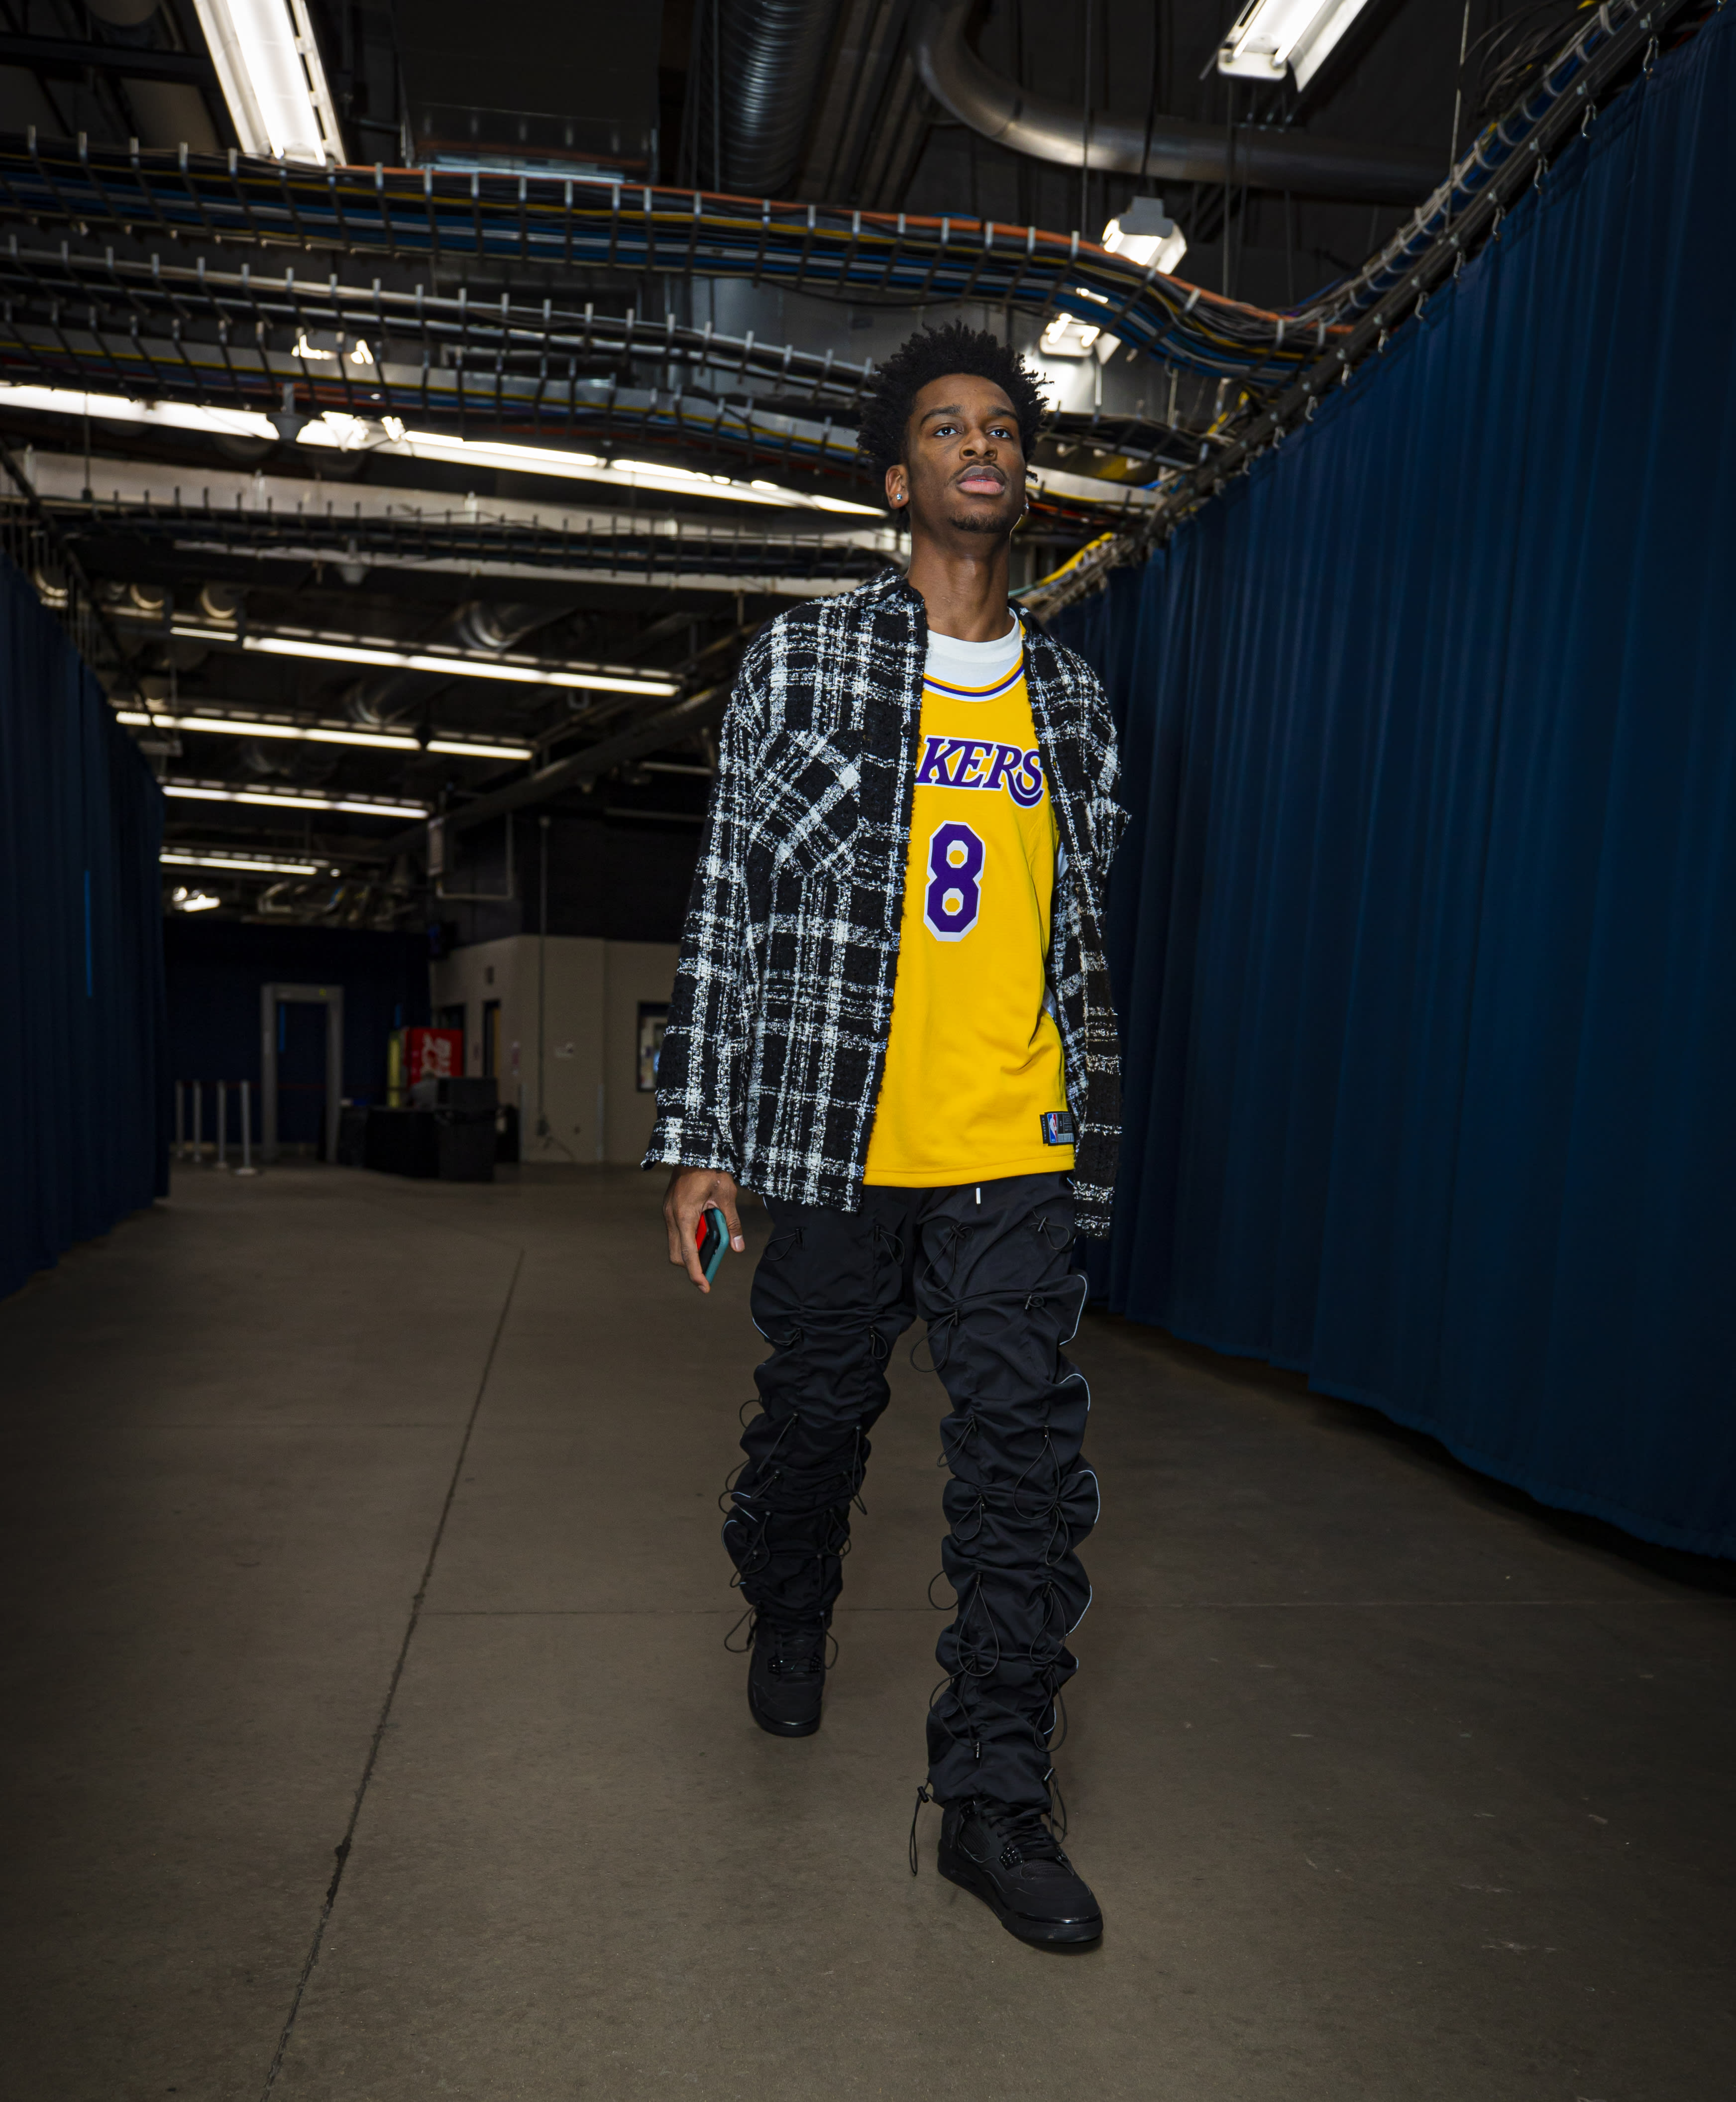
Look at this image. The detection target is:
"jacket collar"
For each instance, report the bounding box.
[856,563,1027,650]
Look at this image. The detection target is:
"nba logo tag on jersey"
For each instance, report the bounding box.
[1040,1111,1075,1146]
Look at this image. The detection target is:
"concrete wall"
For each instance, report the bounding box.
[431,934,677,1165]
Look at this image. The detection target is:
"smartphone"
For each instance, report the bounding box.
[696,1204,729,1285]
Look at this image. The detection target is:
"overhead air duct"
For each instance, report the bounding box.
[913,0,1438,205]
[348,600,570,729]
[86,0,220,152]
[705,0,847,196]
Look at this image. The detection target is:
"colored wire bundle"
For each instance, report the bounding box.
[1302,0,1702,322]
[0,137,1341,385]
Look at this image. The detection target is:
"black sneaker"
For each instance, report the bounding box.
[937,1799,1103,1947]
[746,1618,827,1738]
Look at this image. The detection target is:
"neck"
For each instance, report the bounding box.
[905,533,1013,643]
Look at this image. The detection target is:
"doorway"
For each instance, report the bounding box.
[259,983,345,1163]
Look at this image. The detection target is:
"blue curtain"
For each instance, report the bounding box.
[1052,12,1736,1559]
[0,554,168,1300]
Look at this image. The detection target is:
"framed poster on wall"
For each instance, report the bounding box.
[637,1003,668,1092]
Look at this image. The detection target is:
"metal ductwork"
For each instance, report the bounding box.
[706,0,848,196]
[914,0,1439,206]
[349,601,565,728]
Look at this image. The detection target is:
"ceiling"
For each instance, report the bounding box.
[0,0,1599,931]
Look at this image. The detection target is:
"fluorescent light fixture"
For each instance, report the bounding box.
[167,626,681,697]
[117,708,534,761]
[163,849,324,875]
[1217,0,1373,88]
[344,426,883,516]
[0,385,278,443]
[118,709,419,751]
[292,332,375,364]
[163,782,430,818]
[1040,316,1097,358]
[1101,199,1188,278]
[424,739,536,761]
[0,386,882,517]
[1041,291,1116,360]
[192,0,346,163]
[170,885,223,910]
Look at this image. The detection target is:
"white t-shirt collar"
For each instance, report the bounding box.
[924,610,1023,688]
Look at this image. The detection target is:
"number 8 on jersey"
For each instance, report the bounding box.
[924,820,984,942]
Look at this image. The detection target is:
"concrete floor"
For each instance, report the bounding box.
[1,1166,1732,2102]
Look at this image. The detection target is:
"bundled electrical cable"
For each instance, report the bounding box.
[0,136,1340,385]
[0,244,1203,515]
[1301,0,1702,323]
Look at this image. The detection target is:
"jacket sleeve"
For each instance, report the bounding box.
[642,650,763,1178]
[1083,679,1128,900]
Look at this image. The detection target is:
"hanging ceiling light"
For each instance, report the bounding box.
[1040,292,1114,361]
[1217,0,1374,90]
[190,0,346,164]
[1101,199,1188,278]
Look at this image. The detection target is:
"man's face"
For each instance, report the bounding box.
[886,373,1026,540]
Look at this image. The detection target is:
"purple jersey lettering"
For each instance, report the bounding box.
[915,735,1047,807]
[915,734,963,786]
[954,740,994,786]
[1007,749,1045,808]
[982,742,1023,794]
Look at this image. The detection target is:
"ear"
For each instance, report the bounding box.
[884,464,907,509]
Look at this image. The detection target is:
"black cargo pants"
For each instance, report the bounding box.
[722,1173,1095,1811]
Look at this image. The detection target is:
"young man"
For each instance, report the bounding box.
[647,323,1124,1949]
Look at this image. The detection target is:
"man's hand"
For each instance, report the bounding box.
[663,1166,746,1292]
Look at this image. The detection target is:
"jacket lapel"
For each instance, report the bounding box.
[1022,624,1093,889]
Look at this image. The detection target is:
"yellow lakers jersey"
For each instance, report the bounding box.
[863,630,1075,1187]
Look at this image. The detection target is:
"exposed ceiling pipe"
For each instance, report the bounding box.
[710,0,849,195]
[349,601,571,728]
[913,0,1438,206]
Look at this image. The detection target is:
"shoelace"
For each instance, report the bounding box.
[977,1802,1069,1870]
[908,1789,1071,1876]
[763,1625,826,1678]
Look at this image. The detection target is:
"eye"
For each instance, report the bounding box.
[932,421,960,437]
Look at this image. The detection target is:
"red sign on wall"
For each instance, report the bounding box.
[405,1026,462,1084]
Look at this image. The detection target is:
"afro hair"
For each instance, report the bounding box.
[855,321,1047,487]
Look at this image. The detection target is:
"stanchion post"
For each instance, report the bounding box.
[193,1080,203,1166]
[216,1080,228,1170]
[174,1080,185,1162]
[235,1079,258,1177]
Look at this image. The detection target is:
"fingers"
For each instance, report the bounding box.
[663,1169,745,1291]
[677,1194,709,1291]
[663,1173,711,1291]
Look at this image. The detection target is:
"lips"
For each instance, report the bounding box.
[955,468,1007,494]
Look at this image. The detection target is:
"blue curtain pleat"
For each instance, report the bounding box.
[0,554,168,1300]
[1051,12,1736,1557]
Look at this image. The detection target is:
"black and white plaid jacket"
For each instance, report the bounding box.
[644,565,1126,1235]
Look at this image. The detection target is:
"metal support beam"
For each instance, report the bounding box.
[0,35,217,85]
[387,684,729,860]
